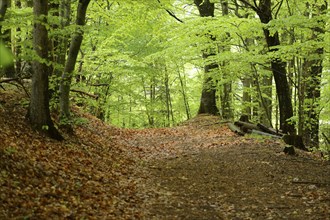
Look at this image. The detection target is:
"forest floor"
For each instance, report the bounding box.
[0,87,329,219]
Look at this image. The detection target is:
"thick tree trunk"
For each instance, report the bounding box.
[194,0,219,115]
[59,0,90,121]
[198,75,219,115]
[28,0,62,140]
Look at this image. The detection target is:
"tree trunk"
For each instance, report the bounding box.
[302,2,326,147]
[240,0,295,134]
[14,0,22,76]
[0,0,15,77]
[178,71,191,119]
[59,0,90,122]
[242,77,252,117]
[28,0,62,140]
[194,0,219,116]
[219,0,233,119]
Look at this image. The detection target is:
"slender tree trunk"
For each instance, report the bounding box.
[240,0,294,134]
[149,78,155,127]
[164,70,171,126]
[0,0,15,77]
[14,0,22,76]
[219,0,233,119]
[60,0,90,123]
[265,33,294,134]
[251,64,272,126]
[194,0,219,115]
[28,0,62,140]
[301,2,326,147]
[178,71,191,119]
[260,74,272,126]
[242,77,252,117]
[297,57,304,136]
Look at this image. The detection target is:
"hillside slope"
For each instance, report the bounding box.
[0,88,143,219]
[1,88,329,219]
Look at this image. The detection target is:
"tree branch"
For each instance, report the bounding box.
[238,0,259,12]
[273,0,284,19]
[0,77,30,97]
[70,89,99,99]
[157,0,184,23]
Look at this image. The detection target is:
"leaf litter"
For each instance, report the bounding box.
[1,89,329,219]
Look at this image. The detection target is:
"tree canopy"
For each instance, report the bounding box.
[0,0,329,149]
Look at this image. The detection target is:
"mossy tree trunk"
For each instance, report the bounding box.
[28,0,63,140]
[59,0,90,125]
[194,0,219,116]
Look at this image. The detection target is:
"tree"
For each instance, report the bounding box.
[27,0,63,140]
[239,0,295,134]
[0,0,15,77]
[300,1,327,146]
[59,0,91,124]
[194,0,219,115]
[219,0,233,119]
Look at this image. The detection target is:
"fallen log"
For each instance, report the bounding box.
[234,121,260,133]
[228,123,245,136]
[257,123,283,137]
[251,129,282,138]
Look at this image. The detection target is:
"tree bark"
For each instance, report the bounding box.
[59,0,90,122]
[28,0,62,140]
[194,0,219,115]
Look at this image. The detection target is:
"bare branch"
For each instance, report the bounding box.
[273,0,284,19]
[71,89,99,99]
[157,0,184,23]
[238,0,259,12]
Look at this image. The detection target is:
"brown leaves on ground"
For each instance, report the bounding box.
[118,114,329,219]
[0,89,142,219]
[1,88,329,219]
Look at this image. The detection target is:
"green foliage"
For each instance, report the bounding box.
[0,42,13,67]
[2,0,328,133]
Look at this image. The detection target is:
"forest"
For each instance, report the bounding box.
[0,0,329,219]
[0,0,329,149]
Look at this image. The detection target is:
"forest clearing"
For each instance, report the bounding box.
[1,90,329,219]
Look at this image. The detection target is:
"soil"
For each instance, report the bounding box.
[122,115,330,219]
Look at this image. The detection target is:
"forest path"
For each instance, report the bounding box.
[122,115,330,219]
[1,90,328,219]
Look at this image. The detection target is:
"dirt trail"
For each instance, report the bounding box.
[123,115,330,219]
[2,89,328,219]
